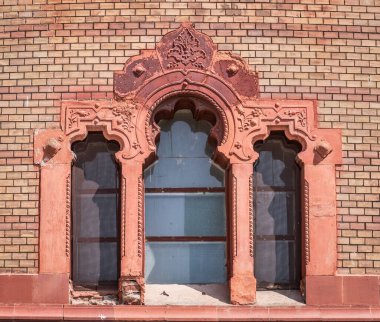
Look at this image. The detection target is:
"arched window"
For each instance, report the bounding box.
[71,133,120,290]
[254,132,301,289]
[144,109,226,284]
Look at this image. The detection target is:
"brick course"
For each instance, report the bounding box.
[0,0,379,274]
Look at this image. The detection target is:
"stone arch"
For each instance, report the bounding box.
[33,22,342,306]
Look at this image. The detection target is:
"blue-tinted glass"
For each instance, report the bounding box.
[146,242,227,284]
[145,193,226,237]
[144,110,224,188]
[145,110,226,285]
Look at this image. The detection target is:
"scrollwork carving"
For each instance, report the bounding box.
[167,27,206,69]
[112,101,139,132]
[68,110,90,128]
[284,109,306,128]
[236,106,266,132]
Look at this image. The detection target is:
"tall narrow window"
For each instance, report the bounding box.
[71,133,120,290]
[144,109,226,284]
[254,132,301,289]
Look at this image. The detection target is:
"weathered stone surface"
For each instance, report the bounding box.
[30,23,344,306]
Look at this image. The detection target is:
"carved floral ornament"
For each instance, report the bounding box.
[167,27,206,69]
[30,22,344,307]
[34,23,341,167]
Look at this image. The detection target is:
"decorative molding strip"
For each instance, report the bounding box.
[305,180,310,264]
[232,175,238,257]
[137,175,143,258]
[65,174,71,258]
[121,177,127,257]
[249,174,254,257]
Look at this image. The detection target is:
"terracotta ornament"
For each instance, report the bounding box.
[32,22,345,306]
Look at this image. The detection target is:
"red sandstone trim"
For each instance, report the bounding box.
[0,304,380,321]
[32,22,344,306]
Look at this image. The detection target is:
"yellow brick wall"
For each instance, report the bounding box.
[0,0,379,273]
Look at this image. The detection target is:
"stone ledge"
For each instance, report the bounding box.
[0,304,379,321]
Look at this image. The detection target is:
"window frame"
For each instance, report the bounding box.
[70,132,121,291]
[253,132,302,290]
[144,108,228,285]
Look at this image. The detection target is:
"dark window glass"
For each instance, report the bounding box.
[254,133,301,289]
[144,110,226,284]
[71,133,120,289]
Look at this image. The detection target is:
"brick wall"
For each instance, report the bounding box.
[0,0,379,274]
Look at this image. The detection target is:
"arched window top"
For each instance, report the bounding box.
[144,109,224,188]
[254,132,301,189]
[73,132,120,190]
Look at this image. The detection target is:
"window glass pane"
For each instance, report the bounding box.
[76,194,118,238]
[255,240,296,285]
[255,142,298,188]
[254,133,301,288]
[145,158,223,188]
[144,109,226,285]
[144,110,224,188]
[145,193,226,237]
[255,191,295,236]
[146,242,226,284]
[76,242,118,284]
[75,139,119,190]
[72,133,120,287]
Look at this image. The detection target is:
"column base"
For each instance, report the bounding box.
[119,277,145,305]
[230,274,256,305]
